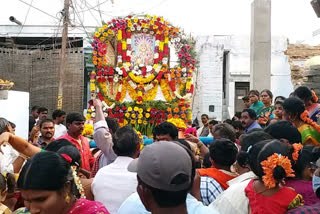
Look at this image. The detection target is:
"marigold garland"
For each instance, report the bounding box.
[312,90,319,103]
[292,143,303,163]
[261,153,295,188]
[127,82,158,101]
[129,72,156,84]
[160,79,174,102]
[167,118,187,129]
[300,110,320,133]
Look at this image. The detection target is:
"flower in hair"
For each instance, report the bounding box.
[261,153,295,188]
[300,110,309,121]
[71,166,86,199]
[300,110,320,133]
[292,143,303,163]
[61,154,72,163]
[312,90,319,103]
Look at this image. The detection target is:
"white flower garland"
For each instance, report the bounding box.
[71,166,86,198]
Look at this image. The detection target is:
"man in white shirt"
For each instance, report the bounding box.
[52,109,67,139]
[197,114,210,137]
[92,125,140,214]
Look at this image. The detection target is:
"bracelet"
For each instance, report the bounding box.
[197,140,203,148]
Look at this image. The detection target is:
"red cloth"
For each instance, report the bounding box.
[59,133,95,171]
[245,179,299,214]
[197,168,237,190]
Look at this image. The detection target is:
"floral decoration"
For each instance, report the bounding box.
[261,153,295,188]
[292,143,303,163]
[88,15,197,135]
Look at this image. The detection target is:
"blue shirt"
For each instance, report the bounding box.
[244,121,261,134]
[117,192,220,214]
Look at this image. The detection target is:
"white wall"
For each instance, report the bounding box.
[271,37,294,97]
[194,36,224,122]
[0,91,29,139]
[194,35,294,121]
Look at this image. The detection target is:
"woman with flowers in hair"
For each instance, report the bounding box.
[293,86,320,124]
[15,152,109,214]
[282,97,320,146]
[245,140,303,214]
[286,144,320,205]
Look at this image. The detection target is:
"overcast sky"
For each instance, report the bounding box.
[1,0,320,43]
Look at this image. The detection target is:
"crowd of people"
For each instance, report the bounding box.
[0,85,319,213]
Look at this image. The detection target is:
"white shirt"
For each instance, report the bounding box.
[92,156,137,214]
[209,171,257,214]
[117,192,220,214]
[53,123,67,139]
[0,144,19,174]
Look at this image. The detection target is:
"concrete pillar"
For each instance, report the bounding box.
[250,0,271,91]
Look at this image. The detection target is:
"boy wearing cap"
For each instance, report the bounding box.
[118,141,219,214]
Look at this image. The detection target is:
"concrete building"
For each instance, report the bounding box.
[193,35,293,122]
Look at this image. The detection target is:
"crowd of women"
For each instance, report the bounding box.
[0,86,318,213]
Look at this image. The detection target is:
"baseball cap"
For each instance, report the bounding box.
[128,141,192,192]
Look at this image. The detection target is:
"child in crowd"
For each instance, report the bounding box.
[245,140,303,214]
[287,144,320,205]
[274,101,284,120]
[0,173,15,214]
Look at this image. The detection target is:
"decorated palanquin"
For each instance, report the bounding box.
[87,15,196,137]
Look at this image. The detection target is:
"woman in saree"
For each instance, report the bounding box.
[256,89,274,127]
[282,97,320,146]
[294,86,320,124]
[15,152,109,214]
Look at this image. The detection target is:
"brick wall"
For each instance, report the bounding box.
[0,47,84,115]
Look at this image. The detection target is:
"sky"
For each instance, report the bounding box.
[1,0,320,43]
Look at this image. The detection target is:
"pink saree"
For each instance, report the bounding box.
[68,198,110,214]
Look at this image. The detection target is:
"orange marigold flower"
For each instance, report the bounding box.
[261,153,295,188]
[171,73,176,78]
[167,114,173,119]
[173,107,179,113]
[176,73,181,78]
[181,113,186,118]
[312,90,319,102]
[292,143,303,163]
[181,106,187,111]
[167,107,172,112]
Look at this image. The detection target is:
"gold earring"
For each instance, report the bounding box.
[65,194,70,204]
